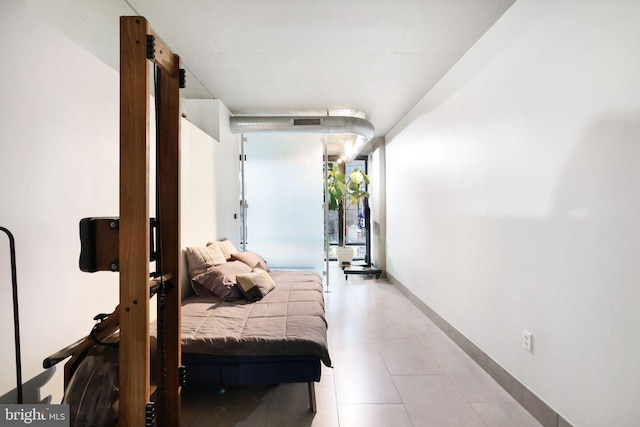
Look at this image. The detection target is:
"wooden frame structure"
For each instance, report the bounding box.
[119,16,182,427]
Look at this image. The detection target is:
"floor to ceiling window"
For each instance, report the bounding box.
[327,156,369,263]
[241,132,324,270]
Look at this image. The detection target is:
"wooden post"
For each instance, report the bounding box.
[156,51,182,427]
[120,16,151,427]
[119,16,182,426]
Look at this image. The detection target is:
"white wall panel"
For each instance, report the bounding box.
[0,1,120,403]
[384,0,640,425]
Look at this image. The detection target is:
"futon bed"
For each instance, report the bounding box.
[177,243,332,411]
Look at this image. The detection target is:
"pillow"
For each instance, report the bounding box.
[254,260,269,271]
[205,245,227,265]
[230,251,270,272]
[190,261,252,300]
[236,268,276,301]
[184,246,227,278]
[221,239,238,257]
[207,239,239,260]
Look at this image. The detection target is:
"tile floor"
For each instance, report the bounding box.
[181,263,542,427]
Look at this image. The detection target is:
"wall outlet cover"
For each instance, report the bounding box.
[523,330,533,352]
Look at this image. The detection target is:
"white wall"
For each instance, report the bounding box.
[0,1,219,403]
[383,1,640,426]
[179,119,218,292]
[0,1,120,403]
[183,99,241,248]
[368,140,386,271]
[212,102,242,246]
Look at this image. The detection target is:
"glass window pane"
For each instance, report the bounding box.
[244,133,324,270]
[331,158,368,262]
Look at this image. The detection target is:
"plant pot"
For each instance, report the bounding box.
[337,247,356,267]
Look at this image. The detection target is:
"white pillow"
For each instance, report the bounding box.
[207,239,238,259]
[236,268,276,301]
[184,245,227,278]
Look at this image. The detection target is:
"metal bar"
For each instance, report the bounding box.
[307,382,317,413]
[323,139,331,293]
[240,135,247,251]
[0,227,22,404]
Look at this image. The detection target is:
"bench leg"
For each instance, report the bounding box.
[308,382,317,413]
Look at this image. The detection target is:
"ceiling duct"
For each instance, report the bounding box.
[230,115,375,141]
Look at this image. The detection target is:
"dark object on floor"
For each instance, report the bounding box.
[343,264,382,280]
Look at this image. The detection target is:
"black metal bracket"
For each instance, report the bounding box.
[146,35,156,60]
[179,68,186,89]
[179,365,186,387]
[150,279,173,299]
[145,401,156,427]
[89,313,118,348]
[79,217,158,273]
[93,313,109,323]
[79,218,120,272]
[107,219,119,271]
[150,218,159,262]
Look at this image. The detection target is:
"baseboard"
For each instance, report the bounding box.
[387,272,573,427]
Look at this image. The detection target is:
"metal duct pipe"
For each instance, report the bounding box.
[229,115,375,141]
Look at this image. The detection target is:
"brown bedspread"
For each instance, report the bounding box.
[180,270,332,367]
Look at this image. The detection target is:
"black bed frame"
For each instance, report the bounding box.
[182,353,321,412]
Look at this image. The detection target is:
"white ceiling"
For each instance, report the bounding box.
[28,0,516,151]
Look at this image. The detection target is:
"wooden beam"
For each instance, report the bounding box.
[119,16,151,427]
[155,52,182,427]
[149,28,178,78]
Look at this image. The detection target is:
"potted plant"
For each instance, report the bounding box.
[326,162,370,266]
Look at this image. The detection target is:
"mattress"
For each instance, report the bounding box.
[179,270,332,367]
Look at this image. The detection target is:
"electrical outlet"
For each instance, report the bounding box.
[523,330,533,352]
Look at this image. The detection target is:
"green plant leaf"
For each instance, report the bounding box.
[328,197,339,210]
[350,170,364,185]
[325,164,370,211]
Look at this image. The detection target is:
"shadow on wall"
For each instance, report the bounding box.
[390,115,640,427]
[0,368,55,404]
[524,115,640,306]
[554,115,640,221]
[536,115,640,425]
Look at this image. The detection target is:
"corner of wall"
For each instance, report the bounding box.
[182,99,226,142]
[370,137,387,272]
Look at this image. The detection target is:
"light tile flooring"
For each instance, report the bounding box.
[181,263,542,427]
